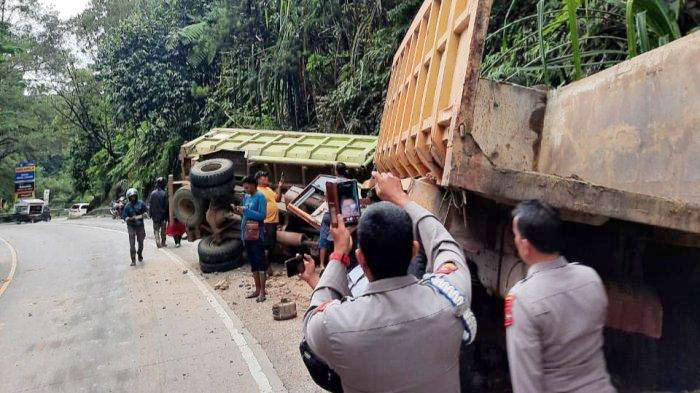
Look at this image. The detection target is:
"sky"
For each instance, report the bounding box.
[40,0,90,20]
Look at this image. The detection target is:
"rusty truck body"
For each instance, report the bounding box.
[373,0,699,390]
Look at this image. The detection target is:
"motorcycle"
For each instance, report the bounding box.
[110,200,124,220]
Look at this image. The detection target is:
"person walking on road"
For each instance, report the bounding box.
[506,200,615,393]
[123,188,147,266]
[255,171,282,275]
[301,172,476,393]
[148,177,168,248]
[235,176,268,303]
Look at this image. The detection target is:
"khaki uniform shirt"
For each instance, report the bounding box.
[506,257,616,393]
[303,202,471,393]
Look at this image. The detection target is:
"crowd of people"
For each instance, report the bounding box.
[119,169,615,392]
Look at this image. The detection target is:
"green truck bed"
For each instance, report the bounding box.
[181,128,378,169]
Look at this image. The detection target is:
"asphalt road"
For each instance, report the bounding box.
[0,219,286,393]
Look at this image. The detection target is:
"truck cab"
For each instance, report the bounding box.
[13,199,46,224]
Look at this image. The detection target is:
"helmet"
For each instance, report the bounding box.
[255,170,269,180]
[155,177,165,188]
[126,188,138,198]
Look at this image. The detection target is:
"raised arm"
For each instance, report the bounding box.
[302,216,352,364]
[372,172,471,300]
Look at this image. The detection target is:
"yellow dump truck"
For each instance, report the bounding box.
[170,0,699,389]
[373,0,700,391]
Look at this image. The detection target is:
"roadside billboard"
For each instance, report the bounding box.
[14,161,36,199]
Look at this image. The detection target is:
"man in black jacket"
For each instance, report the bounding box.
[149,177,168,248]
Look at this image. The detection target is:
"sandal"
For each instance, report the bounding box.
[246,292,259,299]
[256,295,266,303]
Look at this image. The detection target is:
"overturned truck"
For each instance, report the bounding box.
[167,129,377,272]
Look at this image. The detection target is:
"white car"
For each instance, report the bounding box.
[68,203,90,219]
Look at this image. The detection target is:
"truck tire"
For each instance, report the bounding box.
[199,259,240,273]
[198,236,244,265]
[173,187,205,228]
[189,158,235,188]
[191,181,235,201]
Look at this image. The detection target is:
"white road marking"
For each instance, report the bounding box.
[51,222,282,393]
[160,248,274,393]
[0,236,18,297]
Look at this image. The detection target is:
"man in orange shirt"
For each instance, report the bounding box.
[256,171,283,273]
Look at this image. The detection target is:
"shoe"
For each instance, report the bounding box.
[138,254,143,262]
[246,292,259,299]
[130,261,136,266]
[156,244,162,248]
[176,243,181,248]
[256,295,266,303]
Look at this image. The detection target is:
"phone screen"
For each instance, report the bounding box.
[337,180,360,227]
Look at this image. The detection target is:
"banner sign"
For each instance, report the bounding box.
[44,189,51,204]
[15,161,36,198]
[14,172,35,182]
[15,182,34,197]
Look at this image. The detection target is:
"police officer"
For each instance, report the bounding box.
[506,200,615,393]
[148,177,168,248]
[123,188,147,266]
[302,172,475,393]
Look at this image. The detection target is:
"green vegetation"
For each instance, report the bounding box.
[0,0,696,208]
[482,0,698,87]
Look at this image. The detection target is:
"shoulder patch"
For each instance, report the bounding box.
[504,294,515,327]
[436,262,458,275]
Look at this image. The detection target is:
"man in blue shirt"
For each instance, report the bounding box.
[122,188,148,266]
[235,176,268,302]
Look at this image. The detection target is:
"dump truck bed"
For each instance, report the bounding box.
[181,128,377,168]
[375,0,700,234]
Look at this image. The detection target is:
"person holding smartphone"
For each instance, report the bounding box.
[301,172,475,393]
[235,176,268,302]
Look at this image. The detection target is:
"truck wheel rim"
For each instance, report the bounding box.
[201,163,222,172]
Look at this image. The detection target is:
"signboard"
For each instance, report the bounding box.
[14,172,35,182]
[15,161,36,199]
[43,189,50,204]
[15,182,34,197]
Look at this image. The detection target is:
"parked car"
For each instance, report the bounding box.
[68,203,90,219]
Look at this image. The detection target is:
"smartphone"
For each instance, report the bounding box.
[326,179,361,227]
[285,254,305,277]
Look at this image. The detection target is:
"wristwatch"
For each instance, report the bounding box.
[330,251,351,268]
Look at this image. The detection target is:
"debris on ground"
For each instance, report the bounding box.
[214,278,230,291]
[182,269,188,274]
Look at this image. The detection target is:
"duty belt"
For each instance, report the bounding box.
[422,274,477,344]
